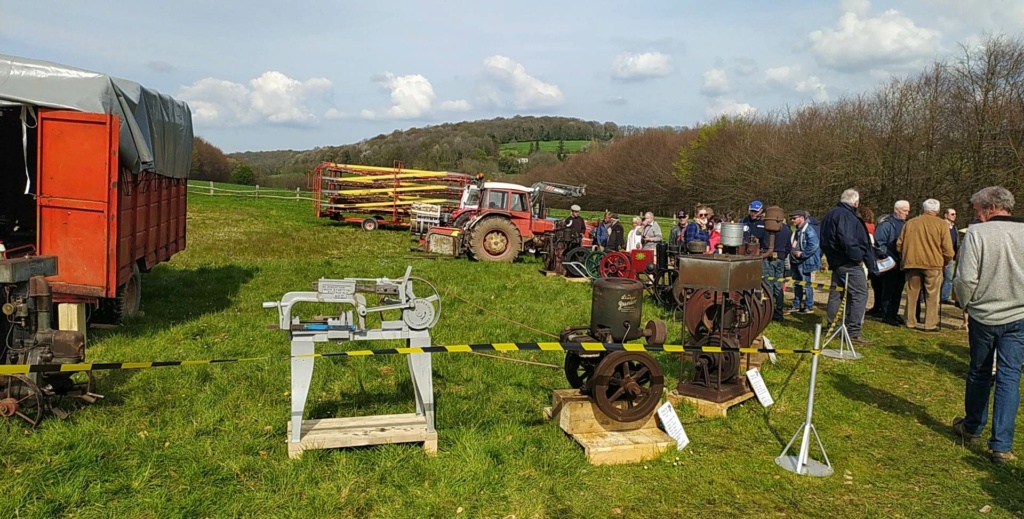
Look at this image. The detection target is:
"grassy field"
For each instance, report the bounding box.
[499,140,590,157]
[1,192,1021,518]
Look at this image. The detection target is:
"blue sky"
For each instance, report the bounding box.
[3,0,1021,152]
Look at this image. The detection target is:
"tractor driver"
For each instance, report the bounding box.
[565,204,586,250]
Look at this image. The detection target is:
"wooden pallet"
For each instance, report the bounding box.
[538,269,592,282]
[286,413,437,459]
[544,389,673,465]
[666,388,755,419]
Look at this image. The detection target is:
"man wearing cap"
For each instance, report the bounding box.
[741,201,766,244]
[743,200,791,321]
[789,210,821,314]
[606,213,625,251]
[668,210,689,256]
[564,205,586,251]
[819,188,876,345]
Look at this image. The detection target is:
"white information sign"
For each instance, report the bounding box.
[656,401,690,450]
[746,368,775,407]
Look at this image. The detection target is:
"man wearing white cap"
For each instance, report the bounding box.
[564,204,586,250]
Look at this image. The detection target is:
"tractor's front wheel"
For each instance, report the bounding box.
[468,217,521,262]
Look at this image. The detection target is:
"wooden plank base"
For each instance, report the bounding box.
[286,413,437,459]
[666,389,755,419]
[544,389,673,465]
[538,269,592,282]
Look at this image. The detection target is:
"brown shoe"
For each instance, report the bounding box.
[952,417,981,443]
[851,337,874,345]
[991,451,1017,464]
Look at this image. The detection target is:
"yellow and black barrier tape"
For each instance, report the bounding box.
[762,275,844,292]
[0,342,818,375]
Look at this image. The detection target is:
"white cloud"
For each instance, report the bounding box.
[764,66,829,103]
[809,1,941,72]
[482,55,564,110]
[610,52,673,81]
[179,71,332,126]
[700,68,730,97]
[706,98,756,119]
[361,73,472,120]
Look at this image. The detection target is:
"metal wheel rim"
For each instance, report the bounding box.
[0,374,45,427]
[592,351,664,422]
[483,230,509,256]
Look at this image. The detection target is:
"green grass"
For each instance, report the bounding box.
[2,194,1022,518]
[499,140,590,157]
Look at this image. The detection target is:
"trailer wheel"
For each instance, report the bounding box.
[361,218,379,232]
[468,217,521,262]
[111,265,142,323]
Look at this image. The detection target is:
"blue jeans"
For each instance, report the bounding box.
[963,317,1024,452]
[791,268,815,310]
[763,257,785,320]
[941,260,956,301]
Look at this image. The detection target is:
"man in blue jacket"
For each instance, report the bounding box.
[788,210,821,314]
[819,189,876,344]
[873,200,910,326]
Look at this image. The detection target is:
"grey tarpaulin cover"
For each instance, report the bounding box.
[0,54,193,179]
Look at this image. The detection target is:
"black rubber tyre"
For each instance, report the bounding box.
[361,218,379,231]
[468,217,521,262]
[112,264,142,323]
[451,212,471,229]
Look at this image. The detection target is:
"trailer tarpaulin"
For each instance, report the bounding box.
[0,54,193,179]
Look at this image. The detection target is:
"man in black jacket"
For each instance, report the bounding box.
[606,213,625,251]
[819,188,876,345]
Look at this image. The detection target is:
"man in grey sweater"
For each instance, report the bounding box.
[953,186,1024,464]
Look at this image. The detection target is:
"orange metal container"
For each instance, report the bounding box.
[34,110,186,304]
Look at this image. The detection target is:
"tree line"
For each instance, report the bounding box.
[528,34,1024,220]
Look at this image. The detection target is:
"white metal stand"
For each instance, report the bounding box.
[821,272,862,360]
[775,324,833,477]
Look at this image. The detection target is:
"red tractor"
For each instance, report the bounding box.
[420,181,588,262]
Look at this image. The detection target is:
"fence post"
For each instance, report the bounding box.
[296,187,301,200]
[255,185,260,199]
[209,181,214,195]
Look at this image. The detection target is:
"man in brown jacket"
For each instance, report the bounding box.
[897,198,955,331]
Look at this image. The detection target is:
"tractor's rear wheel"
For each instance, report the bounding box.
[468,217,521,262]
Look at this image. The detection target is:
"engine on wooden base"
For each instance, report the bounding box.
[673,255,775,403]
[1,256,97,427]
[560,278,667,422]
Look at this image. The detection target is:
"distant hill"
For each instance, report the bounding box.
[228,116,621,177]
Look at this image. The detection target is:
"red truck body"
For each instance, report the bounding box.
[34,110,187,305]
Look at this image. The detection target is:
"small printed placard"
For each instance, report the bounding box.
[746,368,774,407]
[656,401,690,450]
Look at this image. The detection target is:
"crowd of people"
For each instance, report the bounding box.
[578,185,1022,464]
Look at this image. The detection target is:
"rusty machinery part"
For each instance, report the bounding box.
[599,251,635,279]
[651,269,678,309]
[680,283,774,348]
[690,334,741,384]
[591,351,664,422]
[563,351,607,389]
[0,374,45,427]
[468,217,522,262]
[591,277,644,342]
[584,250,606,278]
[644,320,668,345]
[563,246,589,265]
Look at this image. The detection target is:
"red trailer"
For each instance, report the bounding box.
[0,55,193,323]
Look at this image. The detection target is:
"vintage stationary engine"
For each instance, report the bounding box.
[672,207,784,403]
[560,278,667,422]
[1,256,96,426]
